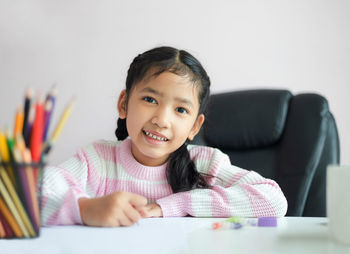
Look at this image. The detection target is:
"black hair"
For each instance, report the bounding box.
[115,46,211,193]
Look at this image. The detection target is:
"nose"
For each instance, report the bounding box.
[151,106,171,129]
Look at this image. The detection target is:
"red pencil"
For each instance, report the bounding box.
[30,92,45,184]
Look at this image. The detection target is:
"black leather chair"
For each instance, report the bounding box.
[193,89,340,217]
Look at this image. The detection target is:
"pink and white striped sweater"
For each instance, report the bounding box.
[40,138,288,226]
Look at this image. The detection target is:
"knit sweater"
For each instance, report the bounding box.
[40,138,288,226]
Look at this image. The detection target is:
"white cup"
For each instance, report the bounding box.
[327,165,350,244]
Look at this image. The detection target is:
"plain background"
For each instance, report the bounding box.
[0,0,349,166]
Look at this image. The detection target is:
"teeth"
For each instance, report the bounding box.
[144,131,168,141]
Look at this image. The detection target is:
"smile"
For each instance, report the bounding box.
[143,130,169,141]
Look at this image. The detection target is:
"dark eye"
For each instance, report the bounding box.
[143,96,157,104]
[176,107,188,114]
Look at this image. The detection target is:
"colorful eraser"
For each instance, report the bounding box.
[257,217,277,227]
[226,216,242,223]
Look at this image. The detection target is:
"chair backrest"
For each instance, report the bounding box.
[192,89,340,216]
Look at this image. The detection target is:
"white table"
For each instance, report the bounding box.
[1,217,350,254]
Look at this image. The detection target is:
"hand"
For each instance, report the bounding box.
[138,203,163,218]
[78,191,147,227]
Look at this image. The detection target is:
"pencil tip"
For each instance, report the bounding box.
[69,96,77,106]
[17,103,23,112]
[26,87,34,98]
[45,99,53,110]
[37,90,45,104]
[5,128,12,138]
[50,85,58,96]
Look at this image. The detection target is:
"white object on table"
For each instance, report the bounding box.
[327,165,350,245]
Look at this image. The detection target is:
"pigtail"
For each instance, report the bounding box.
[115,118,128,140]
[166,141,211,193]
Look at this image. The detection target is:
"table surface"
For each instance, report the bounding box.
[1,217,350,254]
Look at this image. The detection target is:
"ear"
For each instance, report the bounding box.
[117,90,127,119]
[188,114,205,141]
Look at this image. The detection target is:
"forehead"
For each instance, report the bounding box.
[133,71,200,106]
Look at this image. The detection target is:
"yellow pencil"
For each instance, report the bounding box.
[0,130,16,188]
[0,158,36,237]
[50,96,75,143]
[0,174,29,237]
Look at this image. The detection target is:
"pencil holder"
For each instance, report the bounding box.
[0,161,44,239]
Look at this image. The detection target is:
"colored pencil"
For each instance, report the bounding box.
[0,195,22,238]
[0,174,29,237]
[23,148,40,231]
[42,99,53,142]
[0,156,36,237]
[0,214,5,238]
[12,146,39,234]
[42,97,75,157]
[15,134,40,233]
[30,92,45,184]
[25,104,35,148]
[22,87,33,142]
[5,129,22,194]
[14,104,24,137]
[51,96,75,143]
[43,85,57,142]
[0,210,13,238]
[0,130,16,188]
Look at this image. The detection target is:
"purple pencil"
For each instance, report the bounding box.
[42,85,57,142]
[42,100,52,142]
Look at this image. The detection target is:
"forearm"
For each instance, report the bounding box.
[157,178,287,218]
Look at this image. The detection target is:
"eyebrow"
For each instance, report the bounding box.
[140,87,194,108]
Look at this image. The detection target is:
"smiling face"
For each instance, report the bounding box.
[118,71,205,166]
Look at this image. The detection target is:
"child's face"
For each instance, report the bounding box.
[118,71,205,166]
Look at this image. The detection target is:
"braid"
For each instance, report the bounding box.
[115,118,128,140]
[166,142,211,193]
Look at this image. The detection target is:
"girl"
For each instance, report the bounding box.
[40,46,287,227]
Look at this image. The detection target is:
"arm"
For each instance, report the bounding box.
[156,146,288,218]
[40,146,93,226]
[40,142,147,227]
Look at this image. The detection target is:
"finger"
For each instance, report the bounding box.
[118,211,134,227]
[138,208,147,218]
[128,193,148,208]
[124,205,142,223]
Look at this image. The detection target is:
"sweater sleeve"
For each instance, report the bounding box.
[40,144,100,226]
[156,146,288,218]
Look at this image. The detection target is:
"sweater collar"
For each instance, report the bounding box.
[119,138,168,181]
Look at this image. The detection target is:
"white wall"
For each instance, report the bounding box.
[0,0,349,165]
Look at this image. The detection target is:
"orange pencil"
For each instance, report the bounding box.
[23,149,40,230]
[0,196,23,237]
[30,92,45,184]
[14,104,24,137]
[0,215,5,238]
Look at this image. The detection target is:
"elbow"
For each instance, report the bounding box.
[273,192,288,217]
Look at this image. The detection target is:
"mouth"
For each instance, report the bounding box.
[142,130,169,142]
